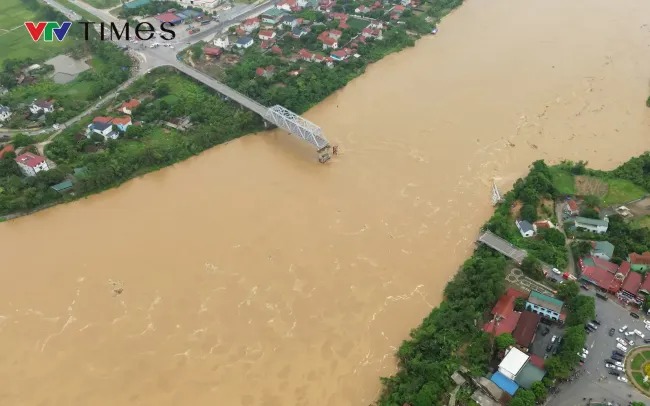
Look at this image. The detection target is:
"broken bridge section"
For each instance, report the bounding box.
[264,105,332,162]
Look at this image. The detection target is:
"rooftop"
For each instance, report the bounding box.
[517,220,534,233]
[0,144,14,159]
[500,347,529,379]
[51,179,73,192]
[122,0,151,8]
[630,252,650,266]
[237,36,253,44]
[490,371,519,396]
[514,362,545,390]
[575,216,608,227]
[155,12,182,23]
[92,121,112,131]
[15,152,45,168]
[527,291,563,313]
[622,271,643,296]
[593,240,615,258]
[263,7,286,17]
[512,311,541,348]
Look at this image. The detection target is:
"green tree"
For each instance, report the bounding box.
[514,297,525,312]
[12,133,32,148]
[509,389,536,406]
[631,402,646,406]
[521,256,544,280]
[530,381,547,403]
[571,240,592,260]
[538,228,565,247]
[580,207,600,219]
[556,281,579,302]
[520,203,538,222]
[583,195,601,209]
[495,333,516,350]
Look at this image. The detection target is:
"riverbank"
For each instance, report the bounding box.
[377,158,648,405]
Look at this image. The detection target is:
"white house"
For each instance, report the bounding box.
[15,152,49,176]
[258,30,276,41]
[516,219,535,238]
[0,105,11,122]
[498,347,529,381]
[30,100,54,115]
[235,36,254,49]
[240,18,260,33]
[355,5,370,13]
[87,121,117,140]
[573,216,609,234]
[213,36,230,48]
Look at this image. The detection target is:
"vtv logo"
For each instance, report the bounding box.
[24,21,72,42]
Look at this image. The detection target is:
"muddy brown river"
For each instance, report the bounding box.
[1,0,650,404]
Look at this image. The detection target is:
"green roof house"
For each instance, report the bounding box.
[573,216,609,234]
[261,8,286,25]
[525,291,564,322]
[123,0,151,9]
[592,241,615,261]
[51,179,73,193]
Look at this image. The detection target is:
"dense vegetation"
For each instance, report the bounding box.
[377,162,594,406]
[0,0,132,128]
[219,0,462,115]
[0,69,260,216]
[612,152,650,192]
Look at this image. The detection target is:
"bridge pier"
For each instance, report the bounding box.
[318,146,332,163]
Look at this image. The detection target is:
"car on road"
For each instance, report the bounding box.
[619,325,628,333]
[609,328,615,336]
[631,312,640,319]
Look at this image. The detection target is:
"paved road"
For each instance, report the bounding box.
[546,290,650,406]
[0,0,275,137]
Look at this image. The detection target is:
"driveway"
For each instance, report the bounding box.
[545,291,650,405]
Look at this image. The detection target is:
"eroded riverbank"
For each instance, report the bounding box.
[0,0,649,404]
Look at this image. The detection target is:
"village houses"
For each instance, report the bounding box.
[240,18,260,33]
[15,152,49,176]
[0,105,11,122]
[258,29,277,41]
[29,100,54,115]
[318,29,341,50]
[118,99,140,115]
[235,36,254,49]
[213,36,230,48]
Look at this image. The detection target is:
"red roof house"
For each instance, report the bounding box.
[155,12,182,24]
[93,116,113,124]
[512,311,542,349]
[482,288,527,336]
[203,47,223,57]
[118,99,140,115]
[0,144,15,159]
[621,271,643,300]
[565,199,579,215]
[15,152,45,168]
[580,256,627,293]
[271,45,282,55]
[630,252,650,266]
[639,274,650,295]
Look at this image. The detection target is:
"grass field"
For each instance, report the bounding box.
[603,178,647,206]
[0,0,68,65]
[632,216,650,229]
[84,0,121,8]
[549,167,576,195]
[347,17,370,31]
[632,353,646,369]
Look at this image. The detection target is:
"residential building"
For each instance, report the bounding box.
[235,36,254,48]
[355,5,370,13]
[573,216,609,234]
[260,40,275,50]
[271,45,283,55]
[203,47,223,57]
[88,121,116,139]
[111,116,132,132]
[213,36,230,48]
[15,152,49,176]
[579,256,629,293]
[564,199,579,216]
[525,291,563,321]
[490,371,519,397]
[499,347,528,381]
[282,15,302,29]
[122,0,152,9]
[277,0,305,11]
[516,220,535,238]
[240,17,260,32]
[51,179,73,193]
[30,100,54,115]
[258,30,276,40]
[514,361,546,390]
[330,50,348,61]
[629,252,650,272]
[318,30,340,49]
[261,8,285,25]
[255,66,275,78]
[639,274,650,296]
[0,105,11,122]
[291,27,309,38]
[533,220,554,231]
[118,99,140,115]
[155,12,183,25]
[591,240,615,261]
[512,311,541,350]
[482,288,528,336]
[620,271,643,303]
[298,48,314,61]
[361,27,383,40]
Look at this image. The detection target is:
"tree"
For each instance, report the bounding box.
[89,133,105,144]
[495,333,516,350]
[556,281,579,302]
[12,133,32,148]
[521,256,544,280]
[580,207,600,219]
[520,203,537,222]
[509,389,536,406]
[538,228,565,247]
[530,381,547,403]
[583,195,601,209]
[571,240,592,259]
[514,297,525,312]
[631,402,646,406]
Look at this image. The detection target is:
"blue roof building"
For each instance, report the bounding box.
[490,371,519,396]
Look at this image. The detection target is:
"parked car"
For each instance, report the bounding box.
[635,329,645,338]
[581,284,590,290]
[617,337,627,345]
[644,338,650,344]
[541,327,550,336]
[609,371,620,376]
[592,319,601,326]
[609,328,616,336]
[605,363,615,369]
[614,361,623,367]
[616,366,624,372]
[617,343,628,352]
[618,376,629,383]
[620,325,628,333]
[631,312,640,319]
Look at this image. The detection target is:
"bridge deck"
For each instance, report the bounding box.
[477,230,528,264]
[171,62,268,116]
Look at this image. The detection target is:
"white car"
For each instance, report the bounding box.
[617,337,627,345]
[605,363,615,369]
[635,329,645,338]
[626,331,635,336]
[628,339,635,346]
[618,376,629,383]
[552,268,561,275]
[615,361,623,367]
[578,352,587,359]
[617,343,628,352]
[617,366,624,372]
[620,325,628,333]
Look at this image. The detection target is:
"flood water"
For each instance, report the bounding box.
[1,0,649,404]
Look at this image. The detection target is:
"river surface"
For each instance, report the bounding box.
[1,0,650,404]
